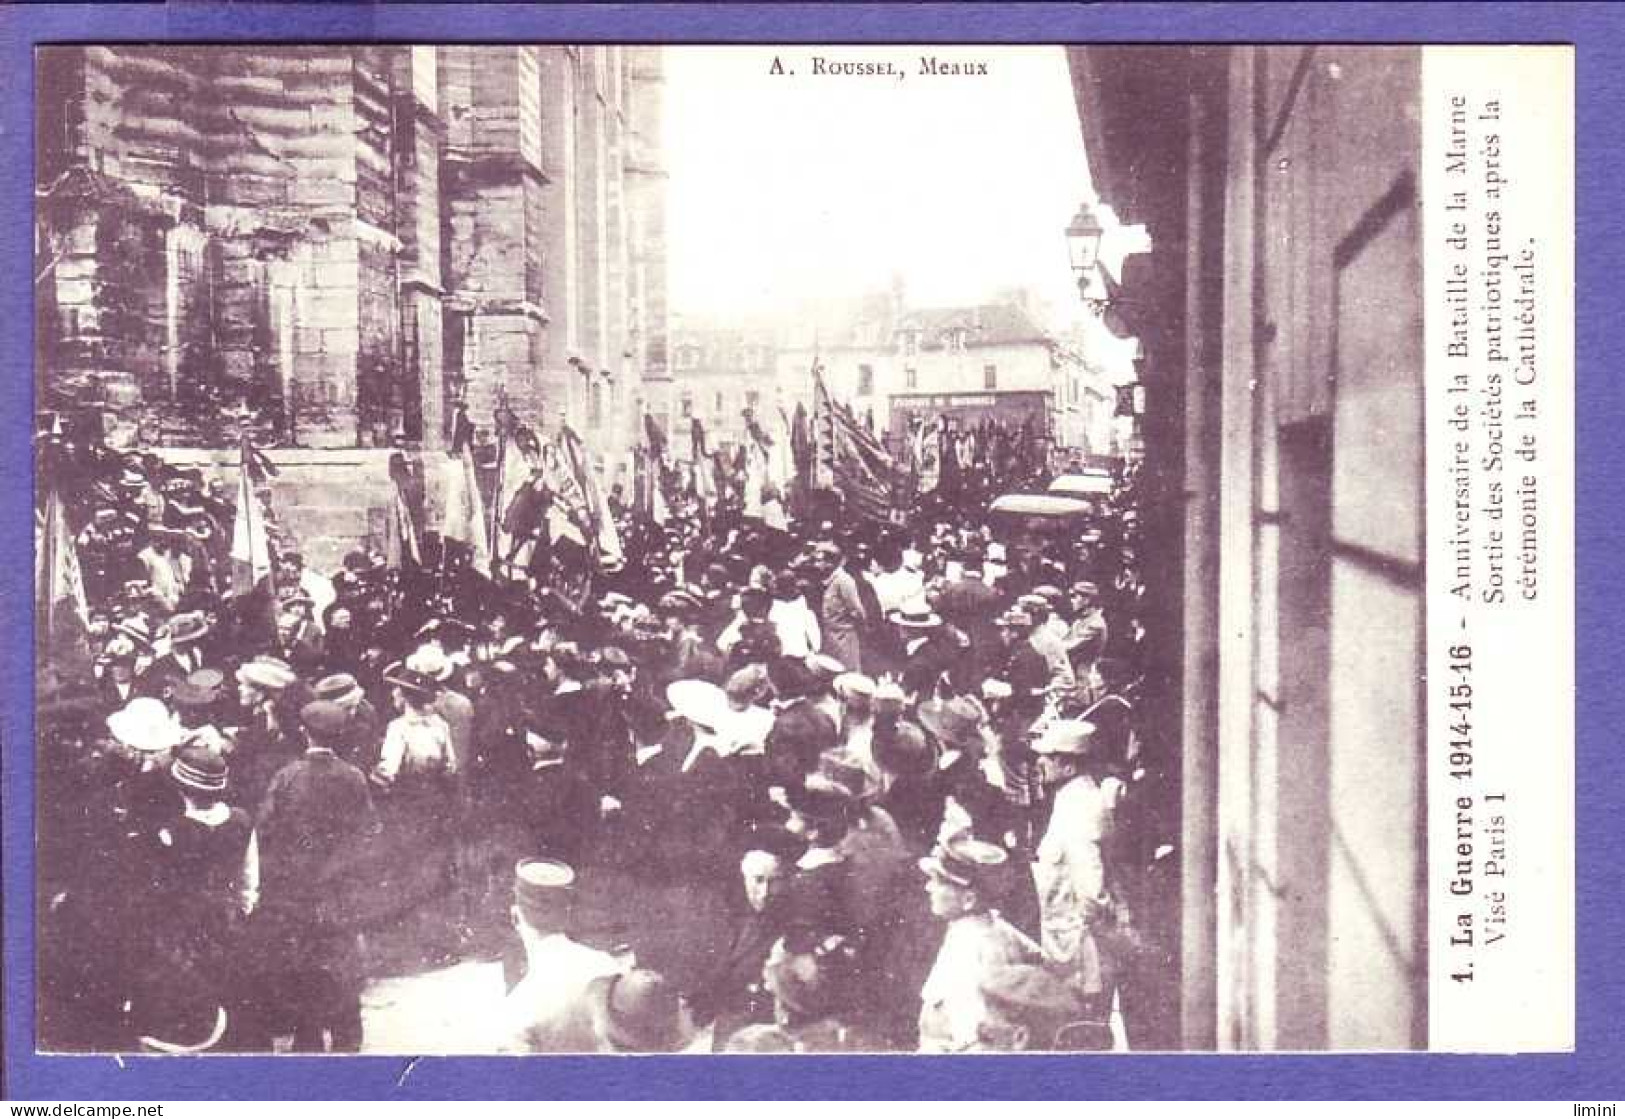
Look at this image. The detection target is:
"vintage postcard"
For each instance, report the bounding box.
[12,22,1583,1098]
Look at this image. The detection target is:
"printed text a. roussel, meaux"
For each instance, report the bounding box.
[768,55,991,77]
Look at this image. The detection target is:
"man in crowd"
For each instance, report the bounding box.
[248,700,378,1050]
[815,542,868,673]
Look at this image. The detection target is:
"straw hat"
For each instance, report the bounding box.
[235,656,297,693]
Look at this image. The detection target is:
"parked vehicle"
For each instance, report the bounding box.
[987,492,1103,559]
[1047,471,1116,500]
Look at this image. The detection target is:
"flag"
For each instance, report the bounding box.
[790,403,813,488]
[693,455,715,506]
[35,485,87,643]
[539,440,590,549]
[644,412,668,462]
[742,410,770,519]
[938,419,960,495]
[492,425,537,565]
[558,425,624,568]
[383,454,422,568]
[438,407,491,572]
[691,418,715,505]
[651,461,670,525]
[641,412,670,526]
[908,415,941,497]
[633,446,670,527]
[385,484,421,568]
[230,435,275,595]
[813,371,903,523]
[644,449,670,529]
[769,405,795,494]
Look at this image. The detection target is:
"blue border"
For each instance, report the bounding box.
[3,1,1619,1101]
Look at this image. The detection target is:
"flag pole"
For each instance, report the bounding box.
[491,401,507,578]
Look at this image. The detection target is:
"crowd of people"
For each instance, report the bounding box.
[36,421,1173,1055]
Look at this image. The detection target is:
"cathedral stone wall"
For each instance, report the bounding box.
[38,44,667,565]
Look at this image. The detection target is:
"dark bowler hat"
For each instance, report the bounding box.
[586,969,693,1053]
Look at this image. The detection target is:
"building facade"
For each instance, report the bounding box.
[658,292,1116,464]
[882,301,1108,453]
[661,316,781,456]
[713,289,1116,457]
[1069,45,1425,1050]
[35,45,666,564]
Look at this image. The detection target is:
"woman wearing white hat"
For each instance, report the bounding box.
[106,696,189,840]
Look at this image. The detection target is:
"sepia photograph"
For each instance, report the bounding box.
[25,39,1569,1063]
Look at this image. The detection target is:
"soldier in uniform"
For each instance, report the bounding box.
[490,858,624,1052]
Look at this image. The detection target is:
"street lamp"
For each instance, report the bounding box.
[1066,201,1118,316]
[1065,201,1105,280]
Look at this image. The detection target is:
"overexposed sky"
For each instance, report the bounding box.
[662,45,1094,318]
